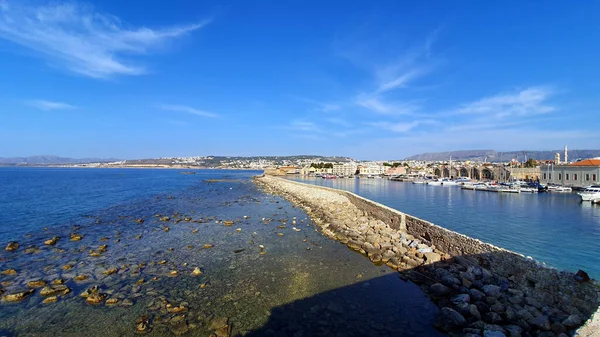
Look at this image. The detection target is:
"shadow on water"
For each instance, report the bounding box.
[245,249,599,337]
[246,272,442,337]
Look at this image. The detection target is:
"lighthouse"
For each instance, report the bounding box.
[564,145,568,164]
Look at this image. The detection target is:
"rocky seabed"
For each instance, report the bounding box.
[256,175,600,337]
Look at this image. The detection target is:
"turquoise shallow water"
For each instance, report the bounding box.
[288,176,600,280]
[0,168,443,336]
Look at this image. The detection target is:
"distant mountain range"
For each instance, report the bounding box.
[0,155,120,165]
[404,149,600,162]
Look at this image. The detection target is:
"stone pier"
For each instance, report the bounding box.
[255,175,600,336]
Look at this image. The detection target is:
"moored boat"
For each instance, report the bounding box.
[547,185,572,193]
[578,185,600,201]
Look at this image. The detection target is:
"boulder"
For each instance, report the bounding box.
[424,252,441,263]
[561,314,582,329]
[503,325,523,337]
[528,315,551,331]
[434,307,467,331]
[482,285,502,298]
[430,283,451,298]
[451,294,470,305]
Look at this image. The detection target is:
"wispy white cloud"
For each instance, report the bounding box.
[367,120,430,133]
[0,1,209,78]
[290,96,342,113]
[454,87,555,118]
[352,30,441,116]
[27,99,77,111]
[325,117,352,127]
[289,120,321,133]
[158,104,219,118]
[293,134,323,141]
[356,95,419,115]
[376,67,430,94]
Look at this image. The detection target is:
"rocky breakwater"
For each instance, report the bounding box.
[255,175,600,337]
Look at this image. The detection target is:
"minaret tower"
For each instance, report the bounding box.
[564,145,568,164]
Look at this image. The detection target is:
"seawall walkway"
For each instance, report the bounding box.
[255,175,600,336]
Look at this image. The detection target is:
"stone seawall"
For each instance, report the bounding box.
[255,175,600,337]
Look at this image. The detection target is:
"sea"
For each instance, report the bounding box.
[289,176,600,280]
[0,168,442,337]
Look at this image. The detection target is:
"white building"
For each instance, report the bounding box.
[540,158,600,187]
[333,163,358,176]
[359,163,386,176]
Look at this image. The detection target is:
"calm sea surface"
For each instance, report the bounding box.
[289,176,600,279]
[0,168,441,337]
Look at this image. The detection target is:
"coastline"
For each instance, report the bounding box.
[255,174,600,336]
[0,165,259,170]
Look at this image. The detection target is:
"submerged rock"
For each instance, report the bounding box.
[1,269,17,275]
[136,315,151,333]
[103,268,118,276]
[44,237,60,245]
[40,285,70,297]
[27,280,47,288]
[106,298,119,305]
[43,296,58,304]
[5,241,19,251]
[74,275,89,282]
[2,289,34,302]
[70,233,83,241]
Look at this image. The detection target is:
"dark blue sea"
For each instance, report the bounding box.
[0,168,441,337]
[289,176,600,279]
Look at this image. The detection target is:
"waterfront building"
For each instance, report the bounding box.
[358,163,386,176]
[386,166,407,176]
[540,158,600,187]
[505,167,541,181]
[332,163,358,176]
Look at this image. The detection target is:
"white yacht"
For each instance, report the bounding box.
[547,185,572,193]
[578,185,600,201]
[427,179,443,186]
[441,178,459,186]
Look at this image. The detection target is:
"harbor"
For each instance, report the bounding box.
[288,175,600,281]
[259,175,600,336]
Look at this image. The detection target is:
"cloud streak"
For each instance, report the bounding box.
[356,95,419,115]
[454,87,555,118]
[158,104,219,118]
[0,1,209,78]
[27,100,77,111]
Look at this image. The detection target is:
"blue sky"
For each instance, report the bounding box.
[1,0,599,160]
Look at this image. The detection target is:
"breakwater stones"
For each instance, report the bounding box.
[255,175,600,336]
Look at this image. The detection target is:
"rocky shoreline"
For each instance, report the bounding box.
[255,175,600,337]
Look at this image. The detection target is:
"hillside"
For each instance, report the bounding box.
[405,150,600,162]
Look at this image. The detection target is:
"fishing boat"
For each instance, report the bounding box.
[578,185,600,201]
